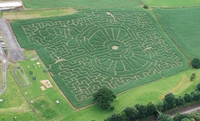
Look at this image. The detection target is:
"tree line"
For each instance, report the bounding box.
[104,82,200,121]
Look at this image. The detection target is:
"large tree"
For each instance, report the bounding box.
[123,107,138,120]
[104,113,123,121]
[157,114,173,121]
[135,104,147,118]
[146,101,156,115]
[164,93,176,110]
[191,58,200,69]
[93,87,116,110]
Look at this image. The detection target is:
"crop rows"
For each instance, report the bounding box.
[153,8,200,60]
[12,10,187,108]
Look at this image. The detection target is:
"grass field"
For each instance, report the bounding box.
[2,8,76,20]
[143,0,200,7]
[0,65,40,120]
[22,0,142,9]
[61,68,200,121]
[11,9,189,108]
[13,50,74,120]
[153,7,200,60]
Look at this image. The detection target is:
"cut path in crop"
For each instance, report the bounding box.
[12,10,188,108]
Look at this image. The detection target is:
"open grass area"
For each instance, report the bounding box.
[0,65,40,120]
[0,111,41,121]
[153,7,200,60]
[12,50,74,120]
[0,67,28,108]
[143,0,200,7]
[60,68,199,121]
[11,9,189,108]
[22,0,142,9]
[2,8,76,20]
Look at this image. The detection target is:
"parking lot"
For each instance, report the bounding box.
[0,18,24,61]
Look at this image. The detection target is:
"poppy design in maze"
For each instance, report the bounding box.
[21,11,183,105]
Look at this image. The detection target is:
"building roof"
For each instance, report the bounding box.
[0,1,22,9]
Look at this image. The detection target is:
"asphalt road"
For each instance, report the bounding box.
[0,18,24,61]
[0,18,24,95]
[0,43,7,95]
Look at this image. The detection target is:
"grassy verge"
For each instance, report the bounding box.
[22,0,142,9]
[143,0,200,7]
[2,8,76,20]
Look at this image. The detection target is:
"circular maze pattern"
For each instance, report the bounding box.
[20,11,184,107]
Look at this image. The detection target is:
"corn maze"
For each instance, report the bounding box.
[12,10,187,108]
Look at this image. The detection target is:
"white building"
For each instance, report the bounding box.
[0,1,23,11]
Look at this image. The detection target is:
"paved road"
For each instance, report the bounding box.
[0,43,7,95]
[0,18,24,95]
[168,103,200,117]
[0,18,24,61]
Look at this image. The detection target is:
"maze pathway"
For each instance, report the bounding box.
[14,10,186,108]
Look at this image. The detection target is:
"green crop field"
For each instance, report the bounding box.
[143,0,200,7]
[153,7,200,60]
[22,0,142,9]
[11,9,189,108]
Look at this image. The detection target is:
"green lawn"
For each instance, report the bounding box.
[15,50,74,120]
[0,111,41,121]
[143,0,200,7]
[22,0,142,9]
[61,68,199,121]
[153,7,200,60]
[0,65,40,120]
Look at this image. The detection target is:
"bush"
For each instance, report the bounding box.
[190,73,196,81]
[143,5,149,9]
[191,58,200,68]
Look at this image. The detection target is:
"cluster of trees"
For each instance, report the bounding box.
[157,113,200,121]
[105,101,157,121]
[104,82,200,121]
[93,87,116,110]
[191,58,200,69]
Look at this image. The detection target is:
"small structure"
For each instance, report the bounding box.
[31,56,39,61]
[40,80,52,88]
[55,100,60,104]
[0,1,23,11]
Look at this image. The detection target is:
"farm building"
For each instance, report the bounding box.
[0,1,23,11]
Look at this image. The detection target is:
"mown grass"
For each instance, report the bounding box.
[16,50,74,120]
[143,0,200,7]
[61,68,199,121]
[31,96,59,120]
[0,65,40,120]
[16,68,27,86]
[3,8,76,20]
[22,0,142,9]
[0,68,28,108]
[0,111,41,121]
